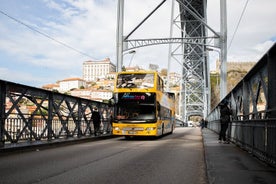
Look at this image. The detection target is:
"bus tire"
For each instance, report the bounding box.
[170,124,174,134]
[125,136,131,140]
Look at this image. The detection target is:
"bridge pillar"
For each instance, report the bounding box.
[116,0,124,72]
[267,44,276,118]
[219,0,228,100]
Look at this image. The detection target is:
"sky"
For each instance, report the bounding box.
[0,0,275,87]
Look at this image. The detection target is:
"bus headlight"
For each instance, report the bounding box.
[146,127,156,131]
[114,127,120,131]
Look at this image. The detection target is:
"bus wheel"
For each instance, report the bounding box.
[170,124,174,134]
[125,136,131,140]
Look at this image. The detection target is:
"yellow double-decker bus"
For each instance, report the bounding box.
[112,70,175,138]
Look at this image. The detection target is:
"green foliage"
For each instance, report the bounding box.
[35,109,48,116]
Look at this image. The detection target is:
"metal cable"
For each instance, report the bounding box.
[228,0,250,51]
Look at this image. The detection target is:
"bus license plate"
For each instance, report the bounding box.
[128,131,136,134]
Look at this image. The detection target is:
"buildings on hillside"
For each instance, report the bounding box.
[42,77,86,93]
[59,78,86,92]
[161,72,181,87]
[42,79,114,102]
[42,58,116,102]
[83,58,116,81]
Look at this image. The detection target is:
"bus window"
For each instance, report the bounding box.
[114,92,156,122]
[116,73,154,89]
[115,102,155,121]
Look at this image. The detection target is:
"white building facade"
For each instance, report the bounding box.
[59,78,86,92]
[70,89,113,102]
[83,58,116,82]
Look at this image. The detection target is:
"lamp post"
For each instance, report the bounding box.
[123,50,136,67]
[124,50,136,55]
[207,47,221,107]
[206,48,221,70]
[207,47,221,86]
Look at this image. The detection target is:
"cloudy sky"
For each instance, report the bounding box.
[0,0,275,87]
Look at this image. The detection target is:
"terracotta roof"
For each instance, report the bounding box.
[42,83,59,88]
[84,58,111,63]
[60,77,85,82]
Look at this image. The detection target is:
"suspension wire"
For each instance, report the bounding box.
[228,0,250,51]
[0,9,95,59]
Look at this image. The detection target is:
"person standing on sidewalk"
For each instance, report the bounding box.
[92,107,101,136]
[200,118,207,129]
[218,100,232,143]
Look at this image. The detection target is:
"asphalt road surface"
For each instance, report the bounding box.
[0,127,207,184]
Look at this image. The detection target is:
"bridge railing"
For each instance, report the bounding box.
[0,80,113,147]
[207,43,276,167]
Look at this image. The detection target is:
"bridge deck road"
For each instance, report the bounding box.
[0,128,207,184]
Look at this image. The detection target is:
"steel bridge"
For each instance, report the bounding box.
[116,0,226,123]
[0,0,276,167]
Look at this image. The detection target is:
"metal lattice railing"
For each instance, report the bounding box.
[0,81,114,147]
[207,43,276,167]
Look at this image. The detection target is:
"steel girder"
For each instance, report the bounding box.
[120,0,218,122]
[175,0,209,122]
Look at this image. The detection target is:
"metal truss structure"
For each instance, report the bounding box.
[124,37,216,51]
[0,81,113,146]
[117,0,222,122]
[207,43,276,167]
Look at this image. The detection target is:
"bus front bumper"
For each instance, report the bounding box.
[112,124,158,136]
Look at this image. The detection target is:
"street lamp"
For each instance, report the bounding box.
[206,47,221,71]
[123,50,136,67]
[206,47,223,102]
[123,50,136,55]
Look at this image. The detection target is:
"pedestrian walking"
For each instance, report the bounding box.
[218,99,232,144]
[92,107,101,136]
[200,118,207,129]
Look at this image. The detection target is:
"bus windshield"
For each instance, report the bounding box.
[116,73,154,88]
[114,92,156,122]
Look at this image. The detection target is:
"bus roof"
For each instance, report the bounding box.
[117,70,158,75]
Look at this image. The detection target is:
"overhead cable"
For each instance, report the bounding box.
[228,0,250,51]
[0,9,95,59]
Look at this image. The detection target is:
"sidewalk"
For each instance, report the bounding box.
[202,128,276,184]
